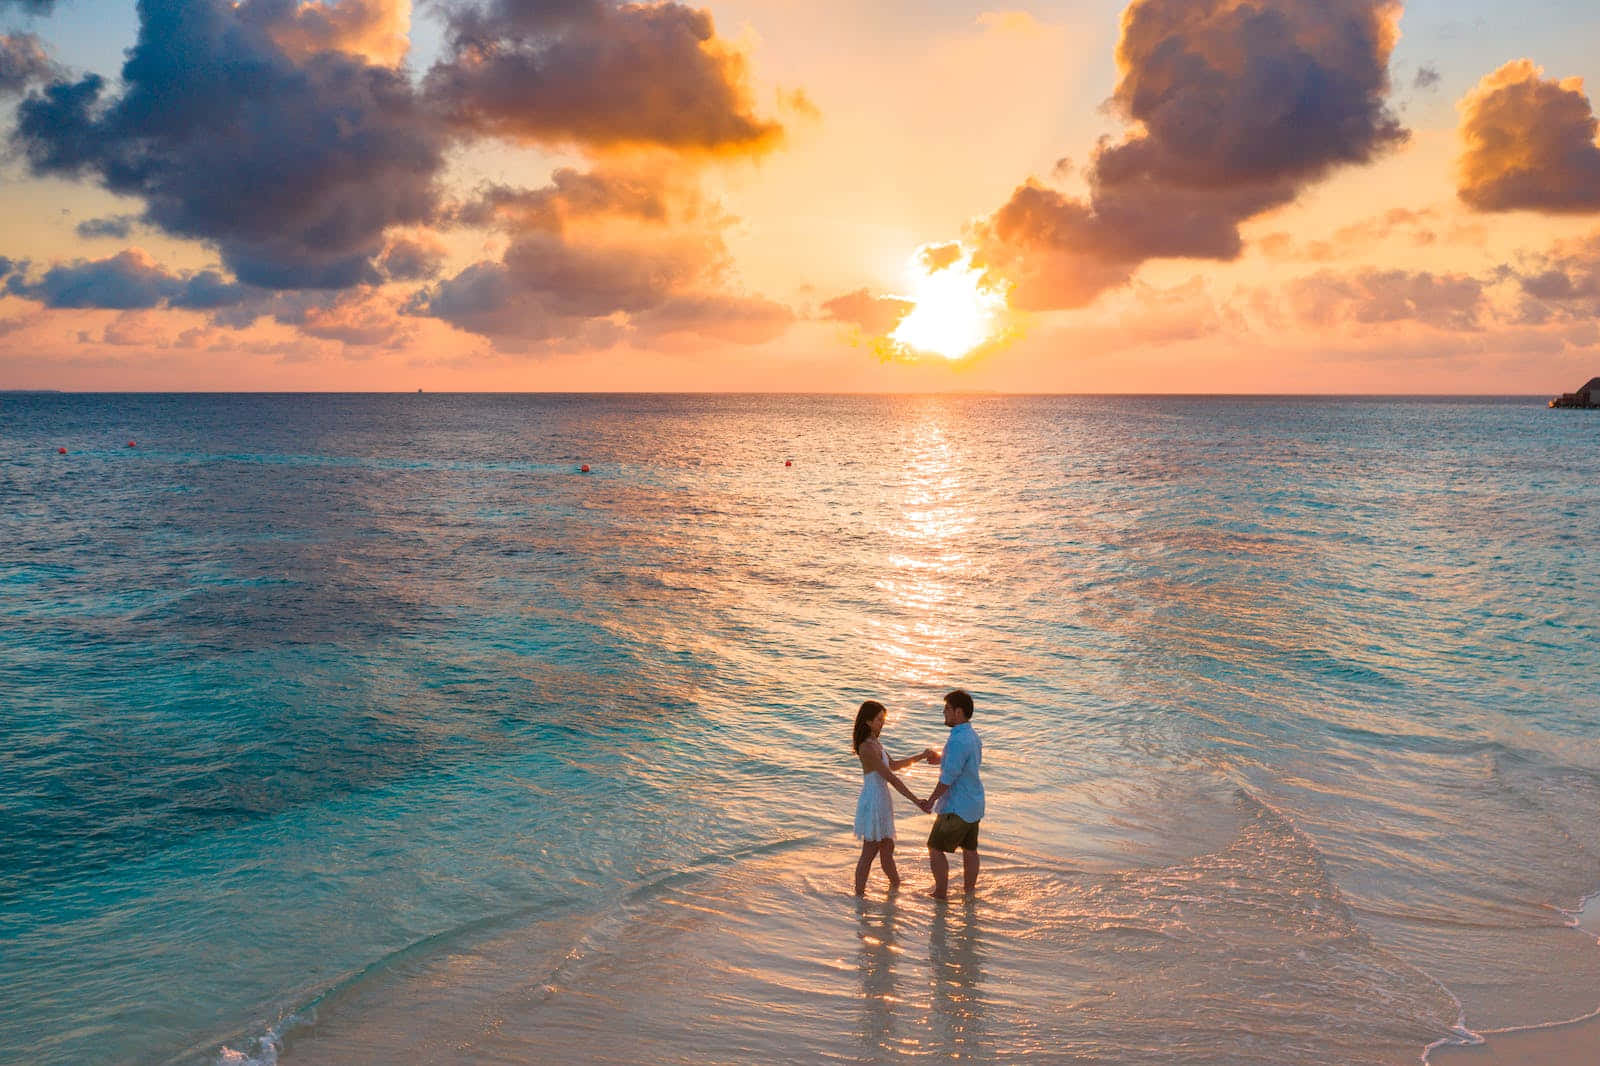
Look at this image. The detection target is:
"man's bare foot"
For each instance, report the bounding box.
[925,887,948,900]
[886,880,901,891]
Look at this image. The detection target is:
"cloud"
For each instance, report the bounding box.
[975,0,1408,310]
[1414,65,1441,91]
[5,249,187,309]
[12,0,448,289]
[0,0,57,13]
[377,232,448,280]
[3,249,279,323]
[75,215,136,240]
[1457,59,1600,214]
[0,32,57,94]
[632,293,793,346]
[919,242,963,273]
[1285,268,1486,330]
[1511,230,1600,317]
[425,0,781,154]
[243,0,413,67]
[820,288,915,335]
[448,166,673,231]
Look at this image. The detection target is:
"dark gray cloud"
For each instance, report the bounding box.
[5,249,185,309]
[0,0,58,13]
[1457,60,1600,214]
[12,0,447,289]
[426,0,781,153]
[820,287,914,336]
[0,32,56,94]
[75,215,136,240]
[3,249,276,321]
[1414,65,1441,90]
[976,0,1408,310]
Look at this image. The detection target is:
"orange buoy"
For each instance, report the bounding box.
[580,464,590,473]
[58,447,67,454]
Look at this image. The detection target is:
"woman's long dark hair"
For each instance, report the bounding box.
[853,700,886,752]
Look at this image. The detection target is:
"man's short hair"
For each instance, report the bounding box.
[944,689,974,719]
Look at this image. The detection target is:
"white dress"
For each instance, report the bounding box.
[853,740,897,841]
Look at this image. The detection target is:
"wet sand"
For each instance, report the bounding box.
[1428,1012,1600,1064]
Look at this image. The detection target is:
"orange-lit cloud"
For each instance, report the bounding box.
[426,0,781,155]
[1457,60,1600,214]
[820,288,915,336]
[975,0,1409,310]
[256,0,413,67]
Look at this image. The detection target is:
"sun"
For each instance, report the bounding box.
[890,245,1007,360]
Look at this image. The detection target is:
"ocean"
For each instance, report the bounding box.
[2,393,1597,1065]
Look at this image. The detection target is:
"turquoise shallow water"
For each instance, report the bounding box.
[2,393,1598,1065]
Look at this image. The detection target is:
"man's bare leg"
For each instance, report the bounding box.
[962,848,980,896]
[927,847,949,899]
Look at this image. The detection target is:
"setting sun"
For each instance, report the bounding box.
[890,245,1007,360]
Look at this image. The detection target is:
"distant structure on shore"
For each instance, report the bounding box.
[1549,377,1600,408]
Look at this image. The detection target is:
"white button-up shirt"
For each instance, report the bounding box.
[936,721,985,823]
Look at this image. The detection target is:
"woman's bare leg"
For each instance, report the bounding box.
[855,841,880,895]
[877,838,901,888]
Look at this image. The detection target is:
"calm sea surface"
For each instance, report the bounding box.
[3,393,1598,1065]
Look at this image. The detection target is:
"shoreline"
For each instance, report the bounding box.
[1428,1011,1600,1064]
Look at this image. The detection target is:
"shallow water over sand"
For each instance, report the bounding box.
[3,394,1597,1064]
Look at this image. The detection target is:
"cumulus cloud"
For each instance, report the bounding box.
[425,0,781,154]
[975,0,1408,310]
[1457,59,1600,213]
[12,0,447,289]
[0,32,57,94]
[820,288,915,335]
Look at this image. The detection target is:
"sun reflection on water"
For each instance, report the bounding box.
[870,413,976,687]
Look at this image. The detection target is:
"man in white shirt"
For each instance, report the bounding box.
[921,689,985,900]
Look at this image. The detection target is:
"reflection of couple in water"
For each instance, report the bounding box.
[851,689,985,900]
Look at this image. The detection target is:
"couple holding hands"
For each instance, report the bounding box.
[851,690,985,900]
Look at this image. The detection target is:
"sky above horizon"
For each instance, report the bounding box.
[2,0,1599,392]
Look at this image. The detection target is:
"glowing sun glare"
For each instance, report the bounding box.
[890,247,1006,360]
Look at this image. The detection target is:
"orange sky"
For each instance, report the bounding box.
[1,0,1598,392]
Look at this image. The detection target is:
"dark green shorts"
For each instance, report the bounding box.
[927,812,980,852]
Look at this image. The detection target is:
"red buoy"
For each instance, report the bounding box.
[58,447,67,454]
[785,459,792,467]
[127,441,137,448]
[580,464,590,473]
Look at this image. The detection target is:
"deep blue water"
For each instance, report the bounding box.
[2,394,1598,1065]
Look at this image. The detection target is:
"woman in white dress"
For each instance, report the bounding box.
[852,700,934,896]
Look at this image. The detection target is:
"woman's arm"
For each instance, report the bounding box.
[863,741,923,806]
[888,751,928,772]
